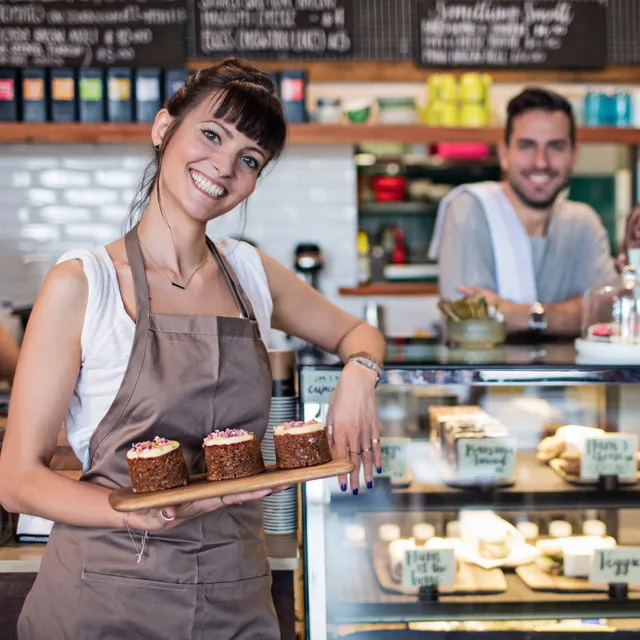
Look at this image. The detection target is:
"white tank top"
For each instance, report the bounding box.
[56,238,273,471]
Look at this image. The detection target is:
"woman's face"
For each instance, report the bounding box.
[155,96,269,225]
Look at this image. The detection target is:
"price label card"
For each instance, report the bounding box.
[302,371,341,405]
[581,435,638,481]
[402,548,455,589]
[456,438,515,483]
[379,437,410,482]
[590,548,640,584]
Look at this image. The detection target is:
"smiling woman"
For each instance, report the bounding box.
[0,57,386,640]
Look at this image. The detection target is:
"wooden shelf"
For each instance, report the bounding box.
[189,60,640,85]
[339,282,438,296]
[0,123,638,146]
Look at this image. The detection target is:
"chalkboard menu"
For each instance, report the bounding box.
[416,0,607,69]
[0,0,188,67]
[190,0,354,60]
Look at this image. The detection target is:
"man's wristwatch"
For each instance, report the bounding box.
[346,352,383,387]
[528,302,548,333]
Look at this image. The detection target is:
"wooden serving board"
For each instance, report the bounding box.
[516,563,640,593]
[109,458,353,512]
[549,458,638,486]
[371,541,507,596]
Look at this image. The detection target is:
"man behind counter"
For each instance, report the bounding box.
[429,87,617,337]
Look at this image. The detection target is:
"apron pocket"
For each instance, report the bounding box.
[77,570,198,640]
[203,574,279,640]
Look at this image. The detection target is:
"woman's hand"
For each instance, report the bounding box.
[125,485,292,532]
[326,362,382,495]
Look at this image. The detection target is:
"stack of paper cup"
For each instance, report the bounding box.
[262,395,298,534]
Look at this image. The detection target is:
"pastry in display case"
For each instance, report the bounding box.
[298,348,640,639]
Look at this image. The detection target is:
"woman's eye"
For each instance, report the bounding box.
[202,129,220,143]
[241,156,259,170]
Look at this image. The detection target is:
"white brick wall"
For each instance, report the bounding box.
[0,144,360,344]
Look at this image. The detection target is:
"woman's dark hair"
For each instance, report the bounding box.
[125,58,287,231]
[504,87,575,147]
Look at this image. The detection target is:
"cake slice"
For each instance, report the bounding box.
[274,420,332,469]
[203,429,265,481]
[126,436,189,493]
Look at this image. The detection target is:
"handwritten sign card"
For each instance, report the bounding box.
[302,370,340,405]
[456,438,515,483]
[590,548,640,584]
[379,437,410,482]
[403,548,455,589]
[580,435,638,481]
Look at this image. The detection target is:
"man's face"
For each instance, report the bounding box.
[499,109,577,210]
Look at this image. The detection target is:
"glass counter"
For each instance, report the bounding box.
[299,344,640,639]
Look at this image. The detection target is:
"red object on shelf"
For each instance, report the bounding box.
[391,228,406,264]
[372,175,406,202]
[434,142,490,159]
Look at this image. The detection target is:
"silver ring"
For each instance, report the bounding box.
[160,509,175,522]
[371,438,381,444]
[363,447,372,453]
[349,450,362,456]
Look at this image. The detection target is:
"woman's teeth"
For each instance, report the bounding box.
[190,171,226,198]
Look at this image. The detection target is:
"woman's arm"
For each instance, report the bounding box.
[0,261,125,528]
[260,251,386,493]
[0,323,19,383]
[0,261,273,531]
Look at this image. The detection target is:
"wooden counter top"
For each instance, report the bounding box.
[0,533,298,573]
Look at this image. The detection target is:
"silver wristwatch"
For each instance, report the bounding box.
[347,352,383,387]
[528,302,548,332]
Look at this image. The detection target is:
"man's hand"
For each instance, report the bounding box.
[458,285,526,331]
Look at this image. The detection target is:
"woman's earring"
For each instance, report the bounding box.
[154,144,160,152]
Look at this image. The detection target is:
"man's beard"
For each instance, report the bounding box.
[509,176,569,210]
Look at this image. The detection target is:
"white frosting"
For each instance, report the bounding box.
[203,432,254,446]
[274,420,324,436]
[126,438,180,460]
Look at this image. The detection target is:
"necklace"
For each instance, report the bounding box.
[139,238,209,291]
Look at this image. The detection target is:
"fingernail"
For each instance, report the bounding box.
[367,481,373,489]
[352,488,359,496]
[376,467,382,474]
[340,483,347,492]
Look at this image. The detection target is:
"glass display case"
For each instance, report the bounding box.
[299,343,640,639]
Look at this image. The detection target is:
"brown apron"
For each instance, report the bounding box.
[18,228,280,640]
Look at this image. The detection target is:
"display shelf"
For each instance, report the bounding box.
[329,452,640,513]
[327,549,640,624]
[359,202,437,216]
[0,123,638,146]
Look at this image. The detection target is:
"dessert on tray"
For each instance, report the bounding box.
[203,428,265,481]
[535,535,616,578]
[274,420,332,469]
[537,425,606,466]
[126,436,189,493]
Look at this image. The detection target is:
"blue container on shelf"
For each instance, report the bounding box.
[583,91,602,126]
[614,92,632,127]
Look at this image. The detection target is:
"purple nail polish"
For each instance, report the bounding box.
[352,488,359,496]
[376,466,382,474]
[340,483,347,492]
[367,481,373,489]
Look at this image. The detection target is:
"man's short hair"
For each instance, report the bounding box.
[505,87,576,147]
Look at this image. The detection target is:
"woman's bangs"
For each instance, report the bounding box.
[210,84,287,159]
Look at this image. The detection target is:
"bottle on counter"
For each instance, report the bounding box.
[357,229,371,285]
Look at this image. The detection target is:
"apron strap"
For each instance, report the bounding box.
[125,227,151,321]
[207,237,259,323]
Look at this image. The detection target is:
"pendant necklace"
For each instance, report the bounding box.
[139,238,208,291]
